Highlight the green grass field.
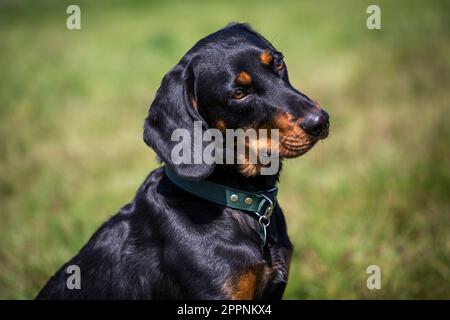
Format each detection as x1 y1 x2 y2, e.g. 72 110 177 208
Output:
0 0 449 299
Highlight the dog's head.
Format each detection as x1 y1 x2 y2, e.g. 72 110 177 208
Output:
144 23 329 180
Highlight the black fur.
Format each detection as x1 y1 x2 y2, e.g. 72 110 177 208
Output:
36 23 329 300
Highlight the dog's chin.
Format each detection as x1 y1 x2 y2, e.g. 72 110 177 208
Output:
279 139 318 159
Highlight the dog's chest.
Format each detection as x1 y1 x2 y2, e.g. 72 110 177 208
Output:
222 249 291 300
216 209 292 299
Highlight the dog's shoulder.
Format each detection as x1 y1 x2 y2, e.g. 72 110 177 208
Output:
36 168 168 299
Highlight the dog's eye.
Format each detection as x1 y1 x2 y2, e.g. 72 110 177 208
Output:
276 62 284 71
232 89 247 100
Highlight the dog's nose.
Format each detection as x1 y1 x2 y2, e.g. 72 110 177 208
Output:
299 109 330 139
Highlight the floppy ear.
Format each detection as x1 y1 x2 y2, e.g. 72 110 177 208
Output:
143 59 215 180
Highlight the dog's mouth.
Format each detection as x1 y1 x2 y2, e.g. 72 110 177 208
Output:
279 135 319 158
269 111 328 159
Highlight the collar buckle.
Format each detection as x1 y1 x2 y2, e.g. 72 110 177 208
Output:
257 191 276 219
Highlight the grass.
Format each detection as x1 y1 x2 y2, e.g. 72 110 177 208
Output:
0 0 449 299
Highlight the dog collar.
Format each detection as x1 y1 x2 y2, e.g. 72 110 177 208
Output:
165 167 278 248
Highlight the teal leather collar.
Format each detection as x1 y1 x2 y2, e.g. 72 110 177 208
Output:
165 167 278 247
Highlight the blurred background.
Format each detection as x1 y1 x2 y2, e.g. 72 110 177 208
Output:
0 0 449 299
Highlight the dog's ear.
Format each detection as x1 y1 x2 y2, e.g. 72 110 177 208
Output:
143 59 215 180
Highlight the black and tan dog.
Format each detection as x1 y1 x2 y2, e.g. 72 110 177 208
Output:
37 23 329 300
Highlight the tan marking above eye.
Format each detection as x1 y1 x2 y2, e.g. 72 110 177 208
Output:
235 72 252 86
260 50 273 65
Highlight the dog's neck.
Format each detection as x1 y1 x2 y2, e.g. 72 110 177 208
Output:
206 164 281 192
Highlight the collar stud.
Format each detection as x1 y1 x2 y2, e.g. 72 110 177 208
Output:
244 197 253 205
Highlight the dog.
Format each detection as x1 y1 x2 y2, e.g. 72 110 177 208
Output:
36 23 329 300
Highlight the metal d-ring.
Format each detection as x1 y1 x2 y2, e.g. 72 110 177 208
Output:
255 192 277 248
258 215 270 227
